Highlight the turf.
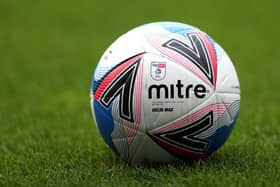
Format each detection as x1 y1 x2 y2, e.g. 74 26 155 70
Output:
0 0 279 186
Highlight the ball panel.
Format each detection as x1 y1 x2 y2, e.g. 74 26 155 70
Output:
92 54 145 158
139 24 218 88
215 43 240 94
141 53 214 132
93 100 119 155
204 99 240 155
129 132 178 163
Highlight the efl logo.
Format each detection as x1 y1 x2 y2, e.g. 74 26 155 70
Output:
151 62 166 81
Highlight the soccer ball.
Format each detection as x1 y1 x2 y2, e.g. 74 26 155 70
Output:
90 22 240 163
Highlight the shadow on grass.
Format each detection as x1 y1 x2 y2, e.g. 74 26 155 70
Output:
101 143 266 172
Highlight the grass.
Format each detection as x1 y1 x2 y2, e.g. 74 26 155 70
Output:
0 0 280 186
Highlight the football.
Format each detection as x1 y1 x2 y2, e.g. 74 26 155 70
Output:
90 22 240 163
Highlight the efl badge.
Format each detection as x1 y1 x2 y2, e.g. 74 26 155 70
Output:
151 62 166 81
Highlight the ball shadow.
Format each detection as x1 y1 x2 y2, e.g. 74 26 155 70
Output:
117 144 258 171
